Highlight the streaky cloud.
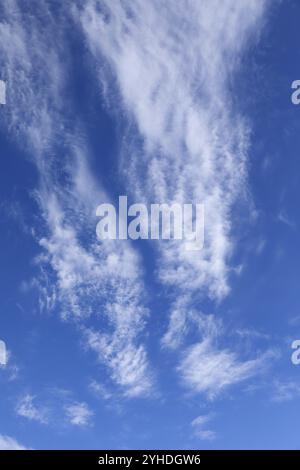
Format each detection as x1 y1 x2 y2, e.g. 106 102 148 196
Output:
79 0 274 395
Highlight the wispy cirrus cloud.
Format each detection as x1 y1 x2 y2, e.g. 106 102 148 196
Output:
271 380 300 403
89 380 112 401
79 0 268 299
0 0 153 398
178 339 277 399
191 414 216 441
0 0 276 403
0 434 30 450
84 328 154 398
14 388 95 429
78 0 274 395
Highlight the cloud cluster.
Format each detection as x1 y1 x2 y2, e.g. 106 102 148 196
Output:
15 391 94 428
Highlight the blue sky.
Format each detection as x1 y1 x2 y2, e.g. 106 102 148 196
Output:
1 0 300 450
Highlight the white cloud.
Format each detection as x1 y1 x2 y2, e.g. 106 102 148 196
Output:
272 380 300 403
39 191 154 397
16 389 96 429
278 210 295 229
89 380 112 401
235 328 270 341
0 435 29 450
256 238 266 255
16 394 48 424
191 414 216 441
0 0 66 153
178 339 277 399
288 315 300 326
162 303 223 350
85 329 154 398
64 401 94 427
